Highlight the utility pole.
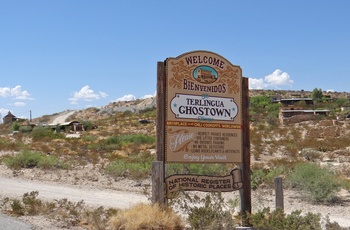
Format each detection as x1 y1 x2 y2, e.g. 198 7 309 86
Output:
30 110 32 122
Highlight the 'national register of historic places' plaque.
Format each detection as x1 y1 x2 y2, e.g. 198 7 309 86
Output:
165 50 243 163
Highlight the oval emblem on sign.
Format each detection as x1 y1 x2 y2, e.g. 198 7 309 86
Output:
193 66 218 84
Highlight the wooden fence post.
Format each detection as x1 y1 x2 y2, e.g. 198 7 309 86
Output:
274 177 284 210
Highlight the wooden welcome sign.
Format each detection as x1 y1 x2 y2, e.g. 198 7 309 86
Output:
165 50 243 163
153 50 251 217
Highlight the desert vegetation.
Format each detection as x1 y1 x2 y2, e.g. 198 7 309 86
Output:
0 90 350 229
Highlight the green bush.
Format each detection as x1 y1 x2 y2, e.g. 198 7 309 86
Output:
251 166 285 190
102 134 155 151
83 135 97 142
22 191 43 215
139 106 156 117
80 120 95 131
118 134 155 146
19 125 33 133
31 126 64 140
248 208 321 230
11 199 25 216
105 136 120 145
2 150 69 170
105 152 154 180
37 155 70 170
12 122 21 131
289 163 341 203
170 192 236 230
3 150 41 169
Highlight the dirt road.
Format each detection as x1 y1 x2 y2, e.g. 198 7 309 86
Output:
0 177 149 209
49 111 76 125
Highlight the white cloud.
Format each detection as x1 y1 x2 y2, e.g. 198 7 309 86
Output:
14 102 26 106
0 108 11 114
112 94 136 102
0 85 31 100
265 69 293 86
141 91 156 99
249 78 267 89
112 92 156 103
69 85 108 104
249 69 293 89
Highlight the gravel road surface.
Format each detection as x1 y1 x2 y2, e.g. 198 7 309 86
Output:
0 177 149 209
0 212 33 230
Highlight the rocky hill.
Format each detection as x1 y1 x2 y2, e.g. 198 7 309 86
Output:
45 89 349 123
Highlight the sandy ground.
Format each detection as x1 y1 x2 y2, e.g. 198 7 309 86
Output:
0 155 349 229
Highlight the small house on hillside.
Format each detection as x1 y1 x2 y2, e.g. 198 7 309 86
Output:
278 98 330 124
3 111 18 124
49 121 84 132
279 98 314 107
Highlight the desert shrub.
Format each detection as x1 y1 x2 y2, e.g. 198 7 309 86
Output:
289 163 341 203
12 122 21 131
1 192 119 228
118 134 155 146
89 136 120 152
19 125 33 133
300 148 322 161
101 134 155 152
3 150 41 169
312 88 324 102
4 191 48 216
248 207 321 230
83 135 97 142
10 199 25 216
170 192 237 229
250 95 272 114
2 150 69 170
104 136 121 150
37 154 70 170
31 126 64 141
266 114 279 126
324 216 350 230
80 120 95 130
139 106 156 117
108 203 183 230
0 137 23 151
22 191 43 215
251 166 286 190
105 152 154 180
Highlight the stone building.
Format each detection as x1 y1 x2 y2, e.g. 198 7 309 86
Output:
3 111 18 124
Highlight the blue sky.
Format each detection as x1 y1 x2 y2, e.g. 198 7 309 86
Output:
1 1 349 120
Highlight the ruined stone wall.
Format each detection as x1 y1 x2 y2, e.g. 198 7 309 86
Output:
281 114 318 125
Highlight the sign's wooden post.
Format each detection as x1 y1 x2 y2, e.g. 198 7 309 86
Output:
240 77 251 225
152 61 166 204
152 161 164 204
156 61 166 162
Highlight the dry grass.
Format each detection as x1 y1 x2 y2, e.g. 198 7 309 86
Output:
108 203 184 230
